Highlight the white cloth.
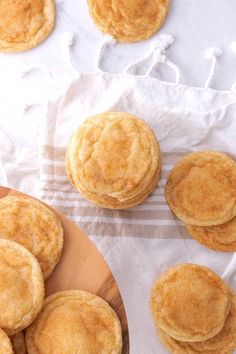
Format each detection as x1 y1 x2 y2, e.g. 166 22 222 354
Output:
0 142 39 197
0 55 236 354
38 70 236 354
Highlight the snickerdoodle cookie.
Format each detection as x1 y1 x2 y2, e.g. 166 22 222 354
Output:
0 0 55 52
66 112 161 209
157 289 236 354
165 151 236 226
0 195 64 280
87 0 169 42
0 328 13 354
150 264 231 342
11 331 26 354
187 216 236 252
0 239 44 335
26 290 122 353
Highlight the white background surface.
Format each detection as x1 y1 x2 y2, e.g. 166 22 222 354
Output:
1 0 236 87
1 0 236 151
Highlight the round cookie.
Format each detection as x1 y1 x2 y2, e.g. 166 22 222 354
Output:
157 290 236 354
0 0 55 53
165 151 236 226
150 264 231 342
186 216 236 252
11 332 27 354
87 0 169 42
66 112 161 209
0 328 13 354
26 290 122 354
0 195 64 280
0 239 44 335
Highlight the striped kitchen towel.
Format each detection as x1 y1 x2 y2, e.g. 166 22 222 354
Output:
40 146 187 239
39 71 236 354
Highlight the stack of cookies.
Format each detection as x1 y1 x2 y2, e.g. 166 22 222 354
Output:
66 112 161 209
150 264 236 353
165 151 236 252
0 195 122 353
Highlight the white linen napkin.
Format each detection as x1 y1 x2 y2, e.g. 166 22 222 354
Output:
38 70 236 354
0 140 39 197
0 33 236 353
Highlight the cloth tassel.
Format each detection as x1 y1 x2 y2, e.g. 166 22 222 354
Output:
204 47 222 89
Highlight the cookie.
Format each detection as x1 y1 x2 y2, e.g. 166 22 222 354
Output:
0 239 44 335
0 0 55 52
0 195 64 280
66 112 161 209
165 151 236 226
87 0 169 42
26 290 122 353
150 264 231 342
0 328 13 354
157 290 236 354
187 216 236 252
11 332 26 354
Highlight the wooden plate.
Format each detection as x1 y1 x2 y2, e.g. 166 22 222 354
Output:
0 186 129 353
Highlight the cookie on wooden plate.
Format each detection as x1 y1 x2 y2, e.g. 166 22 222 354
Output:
165 151 236 226
157 289 236 354
150 264 231 342
0 328 13 354
186 216 236 252
0 195 64 280
0 239 44 335
66 112 161 209
26 290 122 353
87 0 169 42
0 0 55 52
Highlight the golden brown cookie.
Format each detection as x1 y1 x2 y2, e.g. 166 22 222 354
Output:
0 328 13 354
0 0 55 53
11 332 27 354
0 239 44 335
150 264 231 342
165 151 236 226
186 216 236 252
0 195 64 280
157 290 236 354
26 290 122 354
66 112 161 209
87 0 169 42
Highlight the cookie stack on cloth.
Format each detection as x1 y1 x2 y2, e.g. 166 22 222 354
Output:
165 151 236 252
66 112 161 209
0 195 122 353
150 263 236 353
